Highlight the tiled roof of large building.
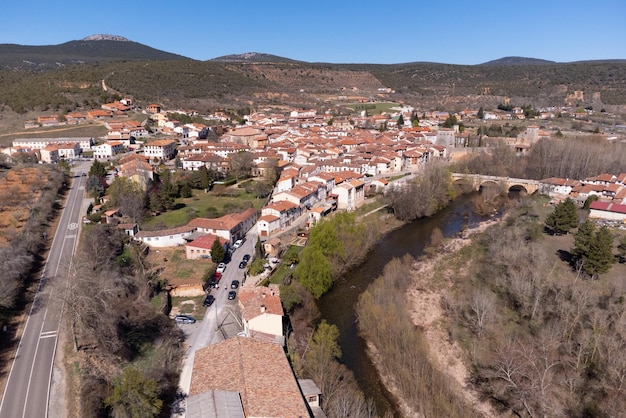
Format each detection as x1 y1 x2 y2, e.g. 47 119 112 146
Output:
190 337 309 418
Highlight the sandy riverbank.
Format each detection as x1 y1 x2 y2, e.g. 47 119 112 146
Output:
365 216 504 418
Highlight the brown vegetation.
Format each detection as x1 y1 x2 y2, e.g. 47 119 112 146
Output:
0 165 65 311
397 198 626 417
66 224 183 416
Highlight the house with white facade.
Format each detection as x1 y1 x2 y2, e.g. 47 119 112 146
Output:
92 141 125 160
260 200 301 230
185 234 228 260
238 284 284 345
144 139 177 161
135 225 196 247
331 179 365 211
257 214 282 238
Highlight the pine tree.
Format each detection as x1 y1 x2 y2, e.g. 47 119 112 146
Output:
572 219 595 264
477 106 484 119
585 226 614 277
211 237 225 263
397 114 404 128
545 198 578 235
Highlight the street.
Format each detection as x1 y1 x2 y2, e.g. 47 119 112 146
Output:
0 163 90 418
173 232 257 415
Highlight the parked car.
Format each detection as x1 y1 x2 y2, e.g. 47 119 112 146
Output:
203 294 215 307
206 277 219 289
230 280 240 289
238 260 247 269
216 262 226 274
228 291 237 300
233 239 244 249
242 254 251 263
174 315 196 324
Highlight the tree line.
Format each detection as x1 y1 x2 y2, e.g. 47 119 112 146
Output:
67 222 183 417
453 135 626 181
443 200 626 417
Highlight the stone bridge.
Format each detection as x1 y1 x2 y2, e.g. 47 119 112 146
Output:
451 173 540 194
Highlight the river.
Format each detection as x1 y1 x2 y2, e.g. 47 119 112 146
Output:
316 192 496 416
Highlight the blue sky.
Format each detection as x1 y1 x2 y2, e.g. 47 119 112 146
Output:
1 1 624 65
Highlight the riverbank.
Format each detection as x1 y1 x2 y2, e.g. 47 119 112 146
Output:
364 216 504 418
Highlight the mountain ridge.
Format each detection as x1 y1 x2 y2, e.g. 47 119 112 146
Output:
0 36 623 68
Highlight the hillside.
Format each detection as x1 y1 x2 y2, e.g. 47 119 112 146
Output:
0 37 625 115
0 37 189 71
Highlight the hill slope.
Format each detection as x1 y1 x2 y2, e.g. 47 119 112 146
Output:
0 38 625 112
0 37 190 70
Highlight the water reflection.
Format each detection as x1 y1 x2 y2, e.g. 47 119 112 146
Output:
316 192 494 416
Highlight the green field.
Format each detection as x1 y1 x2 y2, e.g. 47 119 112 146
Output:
345 102 398 115
141 187 266 229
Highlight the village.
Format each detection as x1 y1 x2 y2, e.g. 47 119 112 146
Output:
3 98 626 417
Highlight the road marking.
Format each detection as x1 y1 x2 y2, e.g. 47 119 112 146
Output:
68 223 78 231
65 235 77 239
40 331 57 339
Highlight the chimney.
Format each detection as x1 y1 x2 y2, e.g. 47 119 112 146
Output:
261 305 266 313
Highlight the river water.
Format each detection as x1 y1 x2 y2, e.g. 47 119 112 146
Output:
316 192 495 416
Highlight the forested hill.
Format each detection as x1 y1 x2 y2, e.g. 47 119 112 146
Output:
0 39 189 70
0 37 626 113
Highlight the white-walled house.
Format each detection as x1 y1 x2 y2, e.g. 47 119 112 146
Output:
238 284 284 345
589 201 626 221
92 141 125 160
185 234 228 260
135 225 196 247
257 214 281 238
144 139 177 161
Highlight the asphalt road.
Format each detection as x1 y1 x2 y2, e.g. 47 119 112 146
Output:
0 165 89 418
174 232 256 415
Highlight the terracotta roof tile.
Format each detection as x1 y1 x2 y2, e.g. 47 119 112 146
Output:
190 337 309 417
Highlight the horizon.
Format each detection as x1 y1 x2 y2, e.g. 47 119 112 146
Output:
1 1 625 65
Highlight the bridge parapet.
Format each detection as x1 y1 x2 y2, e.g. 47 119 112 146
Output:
451 173 540 194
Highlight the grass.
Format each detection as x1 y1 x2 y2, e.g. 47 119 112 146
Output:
141 187 264 229
345 102 398 115
171 295 207 318
269 245 304 284
354 199 386 217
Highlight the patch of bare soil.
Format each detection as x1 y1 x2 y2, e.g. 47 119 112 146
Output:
145 247 213 287
407 219 502 418
0 166 55 246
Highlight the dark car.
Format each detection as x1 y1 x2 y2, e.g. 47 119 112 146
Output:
230 280 240 289
228 291 237 300
238 260 247 269
203 294 215 307
204 277 219 290
174 315 196 324
242 254 251 263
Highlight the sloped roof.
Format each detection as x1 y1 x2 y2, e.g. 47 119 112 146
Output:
238 284 283 320
190 337 309 418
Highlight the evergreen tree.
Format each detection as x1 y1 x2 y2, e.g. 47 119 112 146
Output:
89 160 108 178
585 226 614 277
410 111 419 126
442 114 458 128
618 234 626 262
572 219 595 263
477 106 484 119
545 198 578 235
397 114 404 128
211 237 225 263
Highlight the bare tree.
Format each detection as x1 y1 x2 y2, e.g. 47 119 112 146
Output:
466 290 495 337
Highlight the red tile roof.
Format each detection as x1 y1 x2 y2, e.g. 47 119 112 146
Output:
190 337 309 417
